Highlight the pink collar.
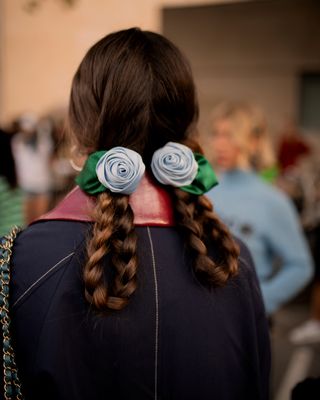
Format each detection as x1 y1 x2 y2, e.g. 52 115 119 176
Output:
33 174 175 227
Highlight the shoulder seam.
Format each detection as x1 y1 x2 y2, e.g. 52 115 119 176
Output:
12 251 75 308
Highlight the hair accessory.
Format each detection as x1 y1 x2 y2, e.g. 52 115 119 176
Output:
151 142 198 186
182 153 218 195
151 142 218 195
76 147 145 195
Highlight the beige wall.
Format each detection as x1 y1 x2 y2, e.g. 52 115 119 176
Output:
2 0 319 134
0 0 240 123
163 1 320 135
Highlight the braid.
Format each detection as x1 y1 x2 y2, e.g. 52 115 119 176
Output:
83 192 138 312
197 195 239 276
84 192 113 310
110 196 138 307
84 185 238 311
173 188 239 287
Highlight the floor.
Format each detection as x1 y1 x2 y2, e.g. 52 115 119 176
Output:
271 297 320 399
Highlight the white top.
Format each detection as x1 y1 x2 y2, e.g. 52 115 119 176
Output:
12 131 53 193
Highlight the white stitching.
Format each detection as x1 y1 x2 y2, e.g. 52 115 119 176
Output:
12 251 74 308
147 227 159 400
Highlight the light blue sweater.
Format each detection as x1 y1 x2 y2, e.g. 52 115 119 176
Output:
207 169 314 315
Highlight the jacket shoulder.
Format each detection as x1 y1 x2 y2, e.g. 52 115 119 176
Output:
10 221 89 308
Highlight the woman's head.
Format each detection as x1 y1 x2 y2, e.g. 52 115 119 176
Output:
69 29 239 313
210 102 275 172
68 28 198 164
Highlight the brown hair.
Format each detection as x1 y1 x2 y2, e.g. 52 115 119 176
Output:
68 28 239 312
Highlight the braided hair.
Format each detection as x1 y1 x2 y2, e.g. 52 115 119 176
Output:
68 28 239 312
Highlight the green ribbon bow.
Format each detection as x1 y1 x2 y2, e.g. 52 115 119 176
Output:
76 151 218 196
75 151 107 196
181 153 218 195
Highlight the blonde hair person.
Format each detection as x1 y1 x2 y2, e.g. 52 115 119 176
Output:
210 102 277 179
206 101 314 316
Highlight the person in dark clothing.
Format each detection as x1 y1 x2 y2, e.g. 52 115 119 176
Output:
291 377 320 399
4 28 270 399
0 128 24 234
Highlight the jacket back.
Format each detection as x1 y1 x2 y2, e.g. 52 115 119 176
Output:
8 220 270 400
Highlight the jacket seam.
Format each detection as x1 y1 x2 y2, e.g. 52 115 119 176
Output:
12 251 75 308
147 227 159 400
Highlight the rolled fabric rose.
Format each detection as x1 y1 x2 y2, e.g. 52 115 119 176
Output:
95 147 145 195
151 142 198 187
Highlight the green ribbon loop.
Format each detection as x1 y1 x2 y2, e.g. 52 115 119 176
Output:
75 151 107 195
76 150 218 196
181 153 219 195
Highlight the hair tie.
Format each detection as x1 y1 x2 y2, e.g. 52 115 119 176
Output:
76 147 145 195
151 142 218 195
76 143 217 197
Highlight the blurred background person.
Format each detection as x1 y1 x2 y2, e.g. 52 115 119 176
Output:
43 112 78 206
206 101 314 317
279 134 320 345
278 119 310 175
11 113 54 224
246 106 279 184
0 128 24 235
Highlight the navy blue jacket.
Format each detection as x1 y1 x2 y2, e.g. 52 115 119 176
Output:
8 220 270 400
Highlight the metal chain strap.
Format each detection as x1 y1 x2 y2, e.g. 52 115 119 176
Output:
0 226 24 400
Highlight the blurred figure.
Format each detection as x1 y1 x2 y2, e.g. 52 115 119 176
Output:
284 136 320 344
49 113 78 205
276 120 312 213
0 128 24 235
11 113 53 223
291 376 320 399
206 102 314 316
247 106 279 183
278 119 310 173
